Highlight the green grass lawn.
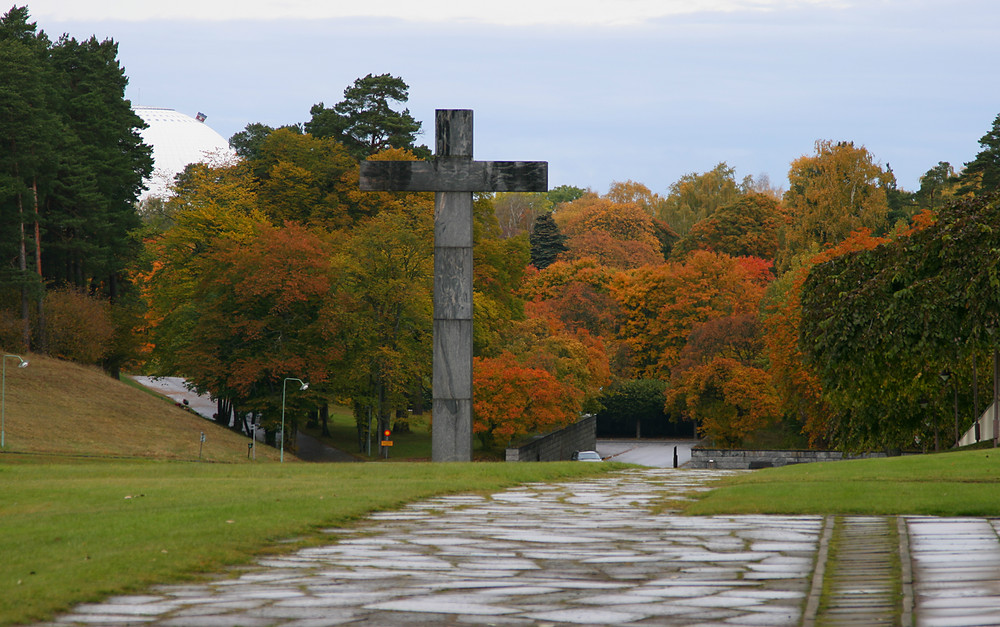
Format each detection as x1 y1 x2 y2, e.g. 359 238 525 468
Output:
0 456 624 626
685 448 1000 516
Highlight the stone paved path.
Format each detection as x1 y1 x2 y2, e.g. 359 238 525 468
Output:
41 469 1000 626
817 517 898 626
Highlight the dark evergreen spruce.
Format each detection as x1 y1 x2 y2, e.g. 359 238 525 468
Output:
529 213 567 270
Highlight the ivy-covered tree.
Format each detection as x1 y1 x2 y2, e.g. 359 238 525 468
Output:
528 212 567 270
798 194 1000 450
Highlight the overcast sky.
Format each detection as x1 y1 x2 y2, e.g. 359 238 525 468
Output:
21 0 1000 194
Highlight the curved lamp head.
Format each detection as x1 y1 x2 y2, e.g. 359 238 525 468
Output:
3 354 27 368
300 382 309 391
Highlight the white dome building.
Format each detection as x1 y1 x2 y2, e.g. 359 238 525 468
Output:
134 107 237 199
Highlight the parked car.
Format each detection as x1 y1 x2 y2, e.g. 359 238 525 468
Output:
572 450 602 462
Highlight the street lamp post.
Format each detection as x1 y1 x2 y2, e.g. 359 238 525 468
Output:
2 354 29 449
280 377 308 463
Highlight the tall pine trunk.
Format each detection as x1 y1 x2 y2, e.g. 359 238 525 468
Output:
17 191 30 351
32 179 45 353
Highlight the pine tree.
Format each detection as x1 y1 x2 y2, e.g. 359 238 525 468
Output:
960 113 1000 196
529 213 567 270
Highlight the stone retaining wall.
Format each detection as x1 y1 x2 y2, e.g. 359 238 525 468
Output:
688 447 887 469
506 415 597 462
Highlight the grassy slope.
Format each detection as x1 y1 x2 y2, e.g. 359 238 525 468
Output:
0 354 625 625
0 353 278 462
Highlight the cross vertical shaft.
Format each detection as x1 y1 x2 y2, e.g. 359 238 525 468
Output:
432 110 474 462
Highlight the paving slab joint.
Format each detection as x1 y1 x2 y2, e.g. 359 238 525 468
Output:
802 515 834 627
896 516 913 627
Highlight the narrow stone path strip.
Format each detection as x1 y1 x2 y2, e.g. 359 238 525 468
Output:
818 516 900 626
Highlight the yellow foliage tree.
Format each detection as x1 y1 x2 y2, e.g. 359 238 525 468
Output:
780 140 894 269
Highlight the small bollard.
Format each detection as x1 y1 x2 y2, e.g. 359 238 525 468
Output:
673 445 678 468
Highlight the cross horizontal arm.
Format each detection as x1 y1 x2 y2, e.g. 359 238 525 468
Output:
360 160 548 193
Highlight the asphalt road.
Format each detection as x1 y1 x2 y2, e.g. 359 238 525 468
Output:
596 439 699 467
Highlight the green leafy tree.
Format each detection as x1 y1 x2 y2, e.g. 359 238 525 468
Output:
228 122 275 160
596 378 670 438
671 193 782 261
797 195 1000 450
337 203 434 449
492 192 552 238
547 184 587 206
305 73 427 160
46 34 152 295
248 128 359 229
472 195 529 357
915 161 958 212
528 212 567 270
0 7 152 359
959 113 1000 196
0 31 52 348
657 162 741 236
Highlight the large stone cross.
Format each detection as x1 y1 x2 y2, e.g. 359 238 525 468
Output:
359 110 548 461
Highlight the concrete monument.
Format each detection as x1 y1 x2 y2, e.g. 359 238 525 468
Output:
359 110 548 461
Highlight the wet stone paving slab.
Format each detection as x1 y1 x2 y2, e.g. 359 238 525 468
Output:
46 469 824 626
44 468 1000 626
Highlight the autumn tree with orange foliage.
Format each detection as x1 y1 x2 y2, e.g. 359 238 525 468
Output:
521 258 626 370
612 250 773 379
666 357 780 447
472 308 611 450
665 313 779 446
177 223 344 445
473 351 582 449
554 196 664 269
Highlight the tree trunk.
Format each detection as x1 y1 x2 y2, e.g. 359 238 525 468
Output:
974 352 980 441
32 179 45 353
320 404 331 437
17 192 30 351
994 349 998 448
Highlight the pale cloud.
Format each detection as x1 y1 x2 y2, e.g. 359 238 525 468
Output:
25 0 847 25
